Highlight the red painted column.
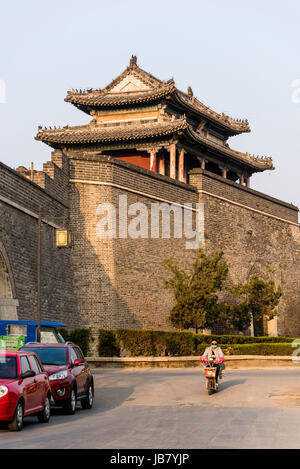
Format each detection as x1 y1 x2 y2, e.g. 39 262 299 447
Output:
150 147 157 172
170 143 176 179
178 148 185 182
201 159 206 170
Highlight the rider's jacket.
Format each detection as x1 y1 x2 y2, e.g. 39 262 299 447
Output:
203 346 224 360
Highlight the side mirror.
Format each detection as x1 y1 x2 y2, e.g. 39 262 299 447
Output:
73 358 84 367
21 370 36 379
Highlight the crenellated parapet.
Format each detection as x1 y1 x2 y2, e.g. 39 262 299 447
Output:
16 150 69 206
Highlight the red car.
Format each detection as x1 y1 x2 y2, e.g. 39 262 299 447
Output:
0 350 51 431
20 342 94 415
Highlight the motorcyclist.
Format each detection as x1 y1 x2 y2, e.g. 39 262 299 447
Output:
202 340 225 385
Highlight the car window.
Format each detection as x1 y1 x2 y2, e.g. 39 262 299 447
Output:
40 328 60 344
70 348 77 364
28 355 42 374
75 347 84 360
20 356 31 374
7 324 27 336
19 347 68 366
34 356 43 373
0 356 17 379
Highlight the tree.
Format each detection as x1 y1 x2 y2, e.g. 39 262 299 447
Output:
162 248 229 333
228 273 282 336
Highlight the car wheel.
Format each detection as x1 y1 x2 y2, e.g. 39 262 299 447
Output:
81 383 93 410
37 395 51 423
8 401 24 432
63 388 77 415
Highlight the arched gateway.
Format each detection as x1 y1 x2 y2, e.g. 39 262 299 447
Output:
0 243 18 320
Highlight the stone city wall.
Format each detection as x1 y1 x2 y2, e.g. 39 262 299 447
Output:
69 156 300 337
0 155 80 327
190 169 300 336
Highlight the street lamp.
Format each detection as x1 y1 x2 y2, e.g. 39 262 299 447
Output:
36 207 71 342
55 229 72 248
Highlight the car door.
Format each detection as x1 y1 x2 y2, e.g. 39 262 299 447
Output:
75 346 90 393
27 354 47 409
70 347 85 395
20 355 39 414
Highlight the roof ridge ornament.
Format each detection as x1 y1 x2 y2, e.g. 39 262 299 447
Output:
129 55 137 68
187 86 193 97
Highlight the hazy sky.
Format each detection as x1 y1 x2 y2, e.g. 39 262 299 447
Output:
1 0 300 209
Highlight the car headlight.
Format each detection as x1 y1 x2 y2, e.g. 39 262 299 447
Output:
0 386 8 398
49 371 68 381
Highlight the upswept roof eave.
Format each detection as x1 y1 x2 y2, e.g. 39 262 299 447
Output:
35 117 188 146
65 87 251 136
185 126 274 172
64 81 176 108
35 117 274 172
173 91 251 135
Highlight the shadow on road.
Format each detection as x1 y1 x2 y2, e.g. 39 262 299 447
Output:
50 385 135 416
0 385 135 434
87 385 135 412
219 379 247 390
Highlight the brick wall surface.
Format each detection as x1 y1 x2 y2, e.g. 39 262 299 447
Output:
69 154 198 341
2 149 300 340
0 154 81 328
190 170 300 336
68 154 300 338
190 169 298 223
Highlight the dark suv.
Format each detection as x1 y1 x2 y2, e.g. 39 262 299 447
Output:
19 342 93 415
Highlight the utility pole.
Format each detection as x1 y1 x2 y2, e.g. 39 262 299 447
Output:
37 207 42 343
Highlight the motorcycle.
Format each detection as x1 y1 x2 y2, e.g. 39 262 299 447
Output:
200 356 225 395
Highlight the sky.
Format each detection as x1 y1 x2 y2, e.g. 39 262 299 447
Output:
1 0 300 208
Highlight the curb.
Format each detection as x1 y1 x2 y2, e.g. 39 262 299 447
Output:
86 355 300 369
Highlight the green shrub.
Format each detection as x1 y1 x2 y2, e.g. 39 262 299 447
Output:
115 329 154 356
58 327 70 342
98 329 120 357
111 329 196 357
150 331 168 356
194 334 296 345
96 328 298 357
215 343 292 356
69 329 92 356
164 332 195 356
58 327 92 355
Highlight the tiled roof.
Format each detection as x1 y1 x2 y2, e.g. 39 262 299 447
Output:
174 91 250 134
35 116 273 171
65 58 250 135
35 117 188 145
187 127 274 171
65 81 175 107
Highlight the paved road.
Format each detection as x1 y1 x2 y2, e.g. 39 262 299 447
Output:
1 368 300 449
